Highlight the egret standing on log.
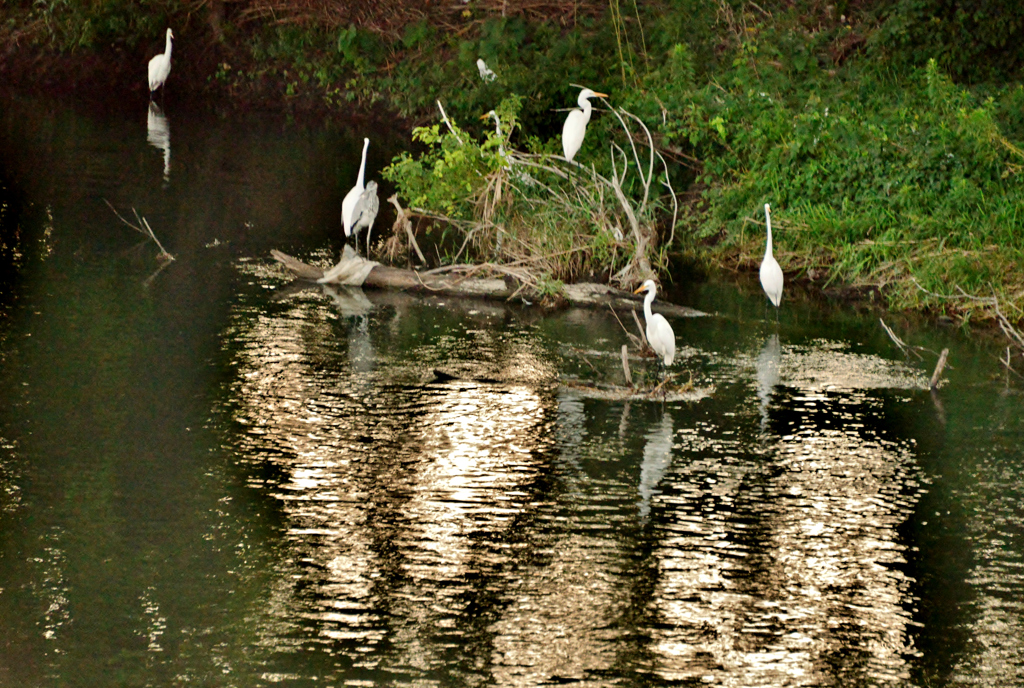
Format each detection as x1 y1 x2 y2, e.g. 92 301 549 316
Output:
350 180 379 255
342 138 370 240
562 87 608 163
148 28 174 97
633 279 676 368
760 203 784 312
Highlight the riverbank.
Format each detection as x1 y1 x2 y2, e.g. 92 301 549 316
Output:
2 0 1023 338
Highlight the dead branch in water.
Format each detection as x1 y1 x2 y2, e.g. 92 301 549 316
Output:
607 304 644 351
929 348 949 390
621 344 633 387
105 200 174 262
270 249 706 317
911 277 1024 351
999 346 1023 380
879 318 924 360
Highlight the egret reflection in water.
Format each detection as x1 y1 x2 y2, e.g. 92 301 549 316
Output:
146 102 171 182
322 284 376 375
755 333 782 432
321 284 372 318
639 410 674 518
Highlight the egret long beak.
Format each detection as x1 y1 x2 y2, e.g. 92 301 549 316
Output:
593 92 609 98
632 285 645 295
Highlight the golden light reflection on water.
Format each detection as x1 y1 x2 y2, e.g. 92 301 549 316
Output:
226 291 559 677
645 338 923 686
222 289 936 685
488 340 927 687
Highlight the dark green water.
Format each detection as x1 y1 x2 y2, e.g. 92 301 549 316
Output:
1 93 1022 687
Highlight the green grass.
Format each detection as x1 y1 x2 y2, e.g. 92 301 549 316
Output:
653 37 1024 322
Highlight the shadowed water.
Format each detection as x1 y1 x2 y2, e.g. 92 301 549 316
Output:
1 92 1023 687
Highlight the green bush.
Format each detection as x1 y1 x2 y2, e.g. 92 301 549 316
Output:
25 0 177 50
869 0 1024 83
652 21 1024 314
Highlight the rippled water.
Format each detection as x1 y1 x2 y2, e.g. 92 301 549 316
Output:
1 92 1024 687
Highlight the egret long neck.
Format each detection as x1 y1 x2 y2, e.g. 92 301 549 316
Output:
491 114 506 158
644 288 655 324
579 97 592 126
764 208 774 258
356 140 368 188
165 32 173 58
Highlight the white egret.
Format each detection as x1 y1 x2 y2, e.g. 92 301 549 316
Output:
562 87 608 162
476 58 496 82
480 110 508 163
342 137 370 238
633 279 676 367
350 180 379 254
147 28 174 96
480 110 538 189
760 203 784 309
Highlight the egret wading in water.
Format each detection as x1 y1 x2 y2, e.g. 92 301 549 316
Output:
634 279 676 372
342 138 370 241
350 180 379 255
148 28 174 97
562 87 608 163
760 203 784 316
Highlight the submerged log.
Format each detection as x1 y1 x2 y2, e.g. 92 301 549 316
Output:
270 249 705 317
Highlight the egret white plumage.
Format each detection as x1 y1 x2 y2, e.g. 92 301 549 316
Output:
342 138 370 238
561 87 608 162
350 180 379 254
633 279 676 367
759 203 784 309
148 28 174 96
476 58 496 82
480 110 508 163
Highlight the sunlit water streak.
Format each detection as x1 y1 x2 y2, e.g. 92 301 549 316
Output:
947 426 1024 687
210 271 939 686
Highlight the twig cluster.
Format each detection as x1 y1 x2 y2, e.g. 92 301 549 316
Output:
105 200 175 263
910 277 1024 351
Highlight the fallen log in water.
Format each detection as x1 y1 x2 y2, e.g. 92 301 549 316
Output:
270 248 705 317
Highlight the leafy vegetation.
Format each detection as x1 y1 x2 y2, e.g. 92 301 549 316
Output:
3 0 1024 326
639 12 1024 323
381 95 675 290
5 0 182 50
371 1 1024 323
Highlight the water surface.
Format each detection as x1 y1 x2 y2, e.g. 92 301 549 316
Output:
1 92 1023 687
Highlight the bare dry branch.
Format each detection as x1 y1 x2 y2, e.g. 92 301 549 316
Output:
929 348 950 390
105 199 174 262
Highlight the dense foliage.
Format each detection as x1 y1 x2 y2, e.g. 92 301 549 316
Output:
3 0 1024 323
